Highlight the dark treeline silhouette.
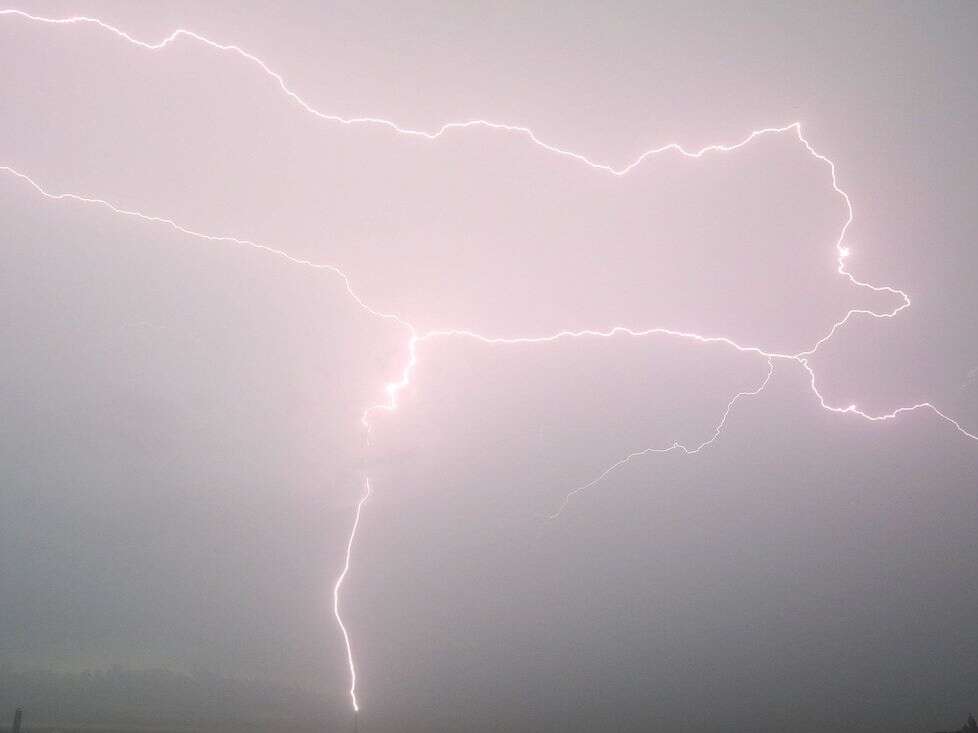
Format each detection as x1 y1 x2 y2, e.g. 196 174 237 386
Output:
0 665 335 732
1 668 974 733
937 713 978 733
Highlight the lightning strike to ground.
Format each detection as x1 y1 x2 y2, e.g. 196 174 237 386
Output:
333 476 372 712
2 8 977 716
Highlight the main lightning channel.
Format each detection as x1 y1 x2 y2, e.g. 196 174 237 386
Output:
3 7 977 715
333 475 372 713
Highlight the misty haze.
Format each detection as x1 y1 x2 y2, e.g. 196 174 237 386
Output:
2 2 977 732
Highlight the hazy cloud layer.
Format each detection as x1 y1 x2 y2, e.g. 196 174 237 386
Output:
2 3 977 732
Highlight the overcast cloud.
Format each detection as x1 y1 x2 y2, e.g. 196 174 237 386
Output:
2 3 977 731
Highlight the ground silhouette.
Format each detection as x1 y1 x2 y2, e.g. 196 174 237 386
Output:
937 713 978 733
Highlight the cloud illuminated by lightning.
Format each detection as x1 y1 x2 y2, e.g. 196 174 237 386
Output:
2 8 976 716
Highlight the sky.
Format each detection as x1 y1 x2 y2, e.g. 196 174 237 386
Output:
1 2 977 731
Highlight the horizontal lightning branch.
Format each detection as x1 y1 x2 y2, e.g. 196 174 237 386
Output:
0 9 812 177
2 8 976 717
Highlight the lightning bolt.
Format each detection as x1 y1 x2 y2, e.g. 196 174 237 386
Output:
2 8 976 716
333 475 372 713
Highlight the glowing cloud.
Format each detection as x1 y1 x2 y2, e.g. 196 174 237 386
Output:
2 8 976 715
